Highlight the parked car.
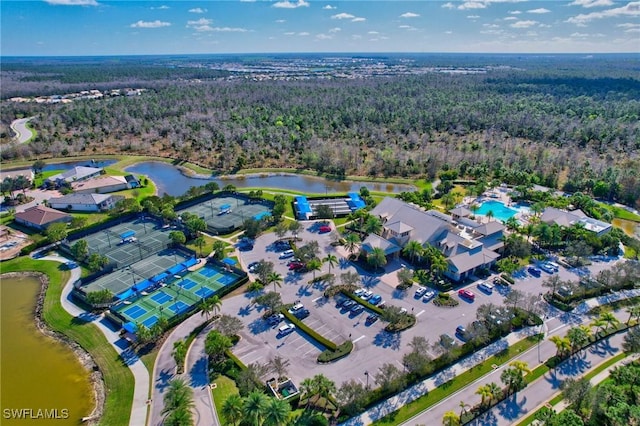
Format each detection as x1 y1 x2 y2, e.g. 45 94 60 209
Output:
455 325 467 336
336 298 349 308
528 266 542 277
288 261 305 271
377 300 387 309
458 289 475 300
288 302 304 314
350 304 365 315
65 261 78 269
422 290 436 302
360 290 373 300
478 282 494 294
293 308 310 320
440 333 456 348
369 294 382 305
248 261 261 273
267 313 284 325
539 263 555 274
279 249 295 259
342 300 356 310
354 288 365 296
366 314 379 324
277 323 296 336
318 225 331 234
415 286 427 298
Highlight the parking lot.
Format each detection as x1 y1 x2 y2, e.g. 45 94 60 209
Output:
226 220 626 387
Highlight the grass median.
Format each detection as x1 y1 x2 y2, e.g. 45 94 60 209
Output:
373 335 539 425
2 257 135 426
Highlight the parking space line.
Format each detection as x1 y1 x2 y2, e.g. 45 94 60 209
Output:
415 309 425 317
353 335 366 343
312 297 323 302
303 348 318 356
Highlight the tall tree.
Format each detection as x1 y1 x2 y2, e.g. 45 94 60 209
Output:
367 247 387 270
442 411 461 426
267 271 283 293
263 398 291 426
402 240 423 264
343 233 361 257
161 378 194 425
221 394 244 426
242 390 269 426
323 253 338 275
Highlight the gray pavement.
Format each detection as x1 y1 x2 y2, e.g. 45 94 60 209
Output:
10 116 35 143
186 321 219 426
42 252 150 426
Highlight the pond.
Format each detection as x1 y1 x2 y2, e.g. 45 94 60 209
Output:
1 275 93 425
612 218 640 238
42 159 117 172
125 161 416 197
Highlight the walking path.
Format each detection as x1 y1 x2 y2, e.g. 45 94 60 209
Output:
340 289 640 426
41 252 149 426
185 320 220 426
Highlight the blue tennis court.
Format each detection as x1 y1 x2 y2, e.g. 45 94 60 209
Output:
124 305 147 319
217 275 236 285
178 279 197 290
199 268 218 278
151 291 172 304
142 315 158 328
169 300 190 315
195 287 214 298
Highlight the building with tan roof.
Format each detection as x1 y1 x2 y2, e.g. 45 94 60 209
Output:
15 205 72 230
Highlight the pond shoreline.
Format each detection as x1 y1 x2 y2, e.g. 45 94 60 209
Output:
1 272 104 425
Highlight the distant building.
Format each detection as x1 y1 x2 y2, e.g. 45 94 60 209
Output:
45 166 103 187
48 193 121 212
0 168 34 184
15 205 72 230
72 174 138 194
540 207 612 237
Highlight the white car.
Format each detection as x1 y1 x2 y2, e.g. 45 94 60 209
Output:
354 288 365 296
277 323 296 336
288 303 304 314
415 286 427 298
360 290 373 300
422 290 436 302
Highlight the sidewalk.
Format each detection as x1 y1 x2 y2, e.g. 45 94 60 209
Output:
44 253 149 426
185 321 220 426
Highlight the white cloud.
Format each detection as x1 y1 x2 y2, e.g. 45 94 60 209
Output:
504 16 518 20
399 25 417 31
298 32 310 36
130 20 171 28
400 12 420 18
368 31 379 34
151 5 170 10
617 22 640 27
328 27 341 32
284 32 295 35
527 8 550 14
240 0 256 2
275 19 286 23
351 17 366 22
352 34 362 39
332 12 354 19
567 2 640 25
508 10 522 14
187 18 211 26
188 8 207 13
510 20 538 28
316 33 332 39
570 0 614 7
625 27 640 32
272 0 309 9
467 15 481 19
483 23 500 28
442 2 455 9
210 27 248 32
571 32 590 37
44 0 98 5
323 5 336 9
445 30 453 34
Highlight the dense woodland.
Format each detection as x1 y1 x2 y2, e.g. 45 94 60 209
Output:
1 55 639 207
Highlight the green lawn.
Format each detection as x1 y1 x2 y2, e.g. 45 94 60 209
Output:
373 336 539 425
602 204 640 222
211 375 239 425
2 257 135 426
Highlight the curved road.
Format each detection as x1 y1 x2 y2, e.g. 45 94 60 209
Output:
40 251 150 426
10 117 35 143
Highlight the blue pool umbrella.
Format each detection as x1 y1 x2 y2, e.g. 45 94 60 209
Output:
222 257 237 266
123 322 137 333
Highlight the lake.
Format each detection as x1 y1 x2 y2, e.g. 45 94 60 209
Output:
43 159 117 172
0 275 93 425
125 161 416 197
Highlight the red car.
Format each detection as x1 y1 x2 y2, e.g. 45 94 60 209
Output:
319 225 331 234
288 262 305 271
458 289 475 300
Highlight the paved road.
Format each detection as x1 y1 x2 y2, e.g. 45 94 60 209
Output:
186 321 220 426
149 309 212 426
10 117 35 143
42 252 150 426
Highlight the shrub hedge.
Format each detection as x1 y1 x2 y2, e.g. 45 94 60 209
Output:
282 310 337 351
318 341 354 363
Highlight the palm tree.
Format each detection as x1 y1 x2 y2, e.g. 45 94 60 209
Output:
485 209 494 222
221 394 244 426
343 233 361 257
363 216 382 235
458 400 470 419
267 272 283 293
442 410 461 426
263 398 291 426
590 317 607 336
430 253 449 279
201 295 222 320
367 247 387 271
626 305 640 325
501 367 524 396
505 216 520 232
307 258 322 280
323 253 338 275
599 311 620 331
164 406 194 426
567 325 591 354
193 235 206 257
549 335 571 358
162 378 195 424
242 390 269 426
475 384 492 407
312 374 336 404
486 382 503 404
268 356 290 386
403 240 423 264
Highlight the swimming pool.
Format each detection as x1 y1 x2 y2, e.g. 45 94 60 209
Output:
475 200 518 222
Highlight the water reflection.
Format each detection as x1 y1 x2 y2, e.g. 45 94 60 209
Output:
43 159 117 171
125 161 415 197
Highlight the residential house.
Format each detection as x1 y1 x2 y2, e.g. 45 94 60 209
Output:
0 168 34 184
48 193 121 212
541 207 612 237
45 166 103 187
15 205 72 230
72 175 137 194
364 197 505 282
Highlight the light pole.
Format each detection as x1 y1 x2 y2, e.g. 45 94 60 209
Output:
364 371 369 389
105 231 111 248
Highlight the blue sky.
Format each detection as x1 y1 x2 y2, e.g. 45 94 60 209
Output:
1 0 639 56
